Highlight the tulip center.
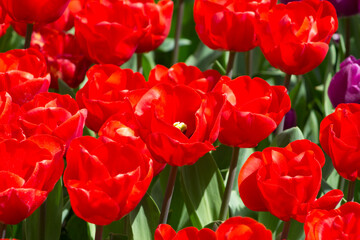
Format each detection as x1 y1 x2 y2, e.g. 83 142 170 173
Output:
173 121 187 133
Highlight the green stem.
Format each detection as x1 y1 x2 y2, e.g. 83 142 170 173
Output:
0 223 6 238
345 17 351 58
24 23 33 49
40 201 47 240
218 147 240 222
158 166 178 224
226 51 236 78
137 53 143 74
284 74 291 91
95 225 104 240
245 50 253 77
275 73 292 135
337 177 346 193
347 180 356 202
171 0 184 65
280 221 291 240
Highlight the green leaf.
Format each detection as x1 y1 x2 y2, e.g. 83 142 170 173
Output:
322 42 336 114
179 153 225 228
258 212 281 238
130 193 160 240
226 148 255 218
185 43 223 71
271 127 305 147
103 215 132 240
303 111 320 144
287 220 305 240
25 179 63 240
152 166 190 231
142 52 156 80
157 38 192 52
65 215 91 240
0 27 24 51
212 61 226 76
58 79 76 99
321 178 335 194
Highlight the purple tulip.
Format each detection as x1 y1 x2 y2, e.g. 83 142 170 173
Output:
327 0 359 17
280 0 359 17
284 109 297 130
279 0 299 4
328 56 360 108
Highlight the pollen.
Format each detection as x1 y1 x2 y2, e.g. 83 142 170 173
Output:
173 121 187 133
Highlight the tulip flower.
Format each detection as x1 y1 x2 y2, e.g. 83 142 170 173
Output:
74 0 149 65
0 91 25 141
99 110 166 176
0 5 9 37
238 139 343 222
193 0 276 52
327 0 359 17
305 202 360 239
0 134 65 224
63 136 153 225
328 56 360 108
284 109 297 130
213 75 291 148
19 92 87 149
155 224 216 240
281 0 359 17
76 64 148 132
216 216 272 240
256 0 338 75
134 83 225 166
147 62 222 94
320 103 360 181
1 0 70 24
0 48 50 105
133 0 174 53
31 27 92 89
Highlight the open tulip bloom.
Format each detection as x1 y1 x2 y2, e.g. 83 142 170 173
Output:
256 0 338 75
0 0 359 238
238 139 343 222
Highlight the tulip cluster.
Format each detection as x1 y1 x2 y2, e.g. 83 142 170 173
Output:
155 216 272 240
0 0 359 239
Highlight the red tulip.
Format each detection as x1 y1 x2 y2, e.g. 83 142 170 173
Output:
1 0 70 24
45 0 88 31
19 92 87 149
0 134 65 224
238 139 343 222
0 91 25 141
194 0 276 52
9 0 87 36
135 0 174 53
74 0 149 65
63 136 153 225
147 63 222 94
320 103 360 181
98 110 165 176
134 83 225 166
256 0 338 75
0 48 50 105
213 75 290 147
31 27 92 89
305 202 360 240
133 0 173 53
0 5 9 37
76 64 148 132
216 216 272 240
155 224 216 240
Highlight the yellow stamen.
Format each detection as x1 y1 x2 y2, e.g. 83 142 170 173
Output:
173 122 187 133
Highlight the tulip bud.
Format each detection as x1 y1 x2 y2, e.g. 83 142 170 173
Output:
328 56 360 108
